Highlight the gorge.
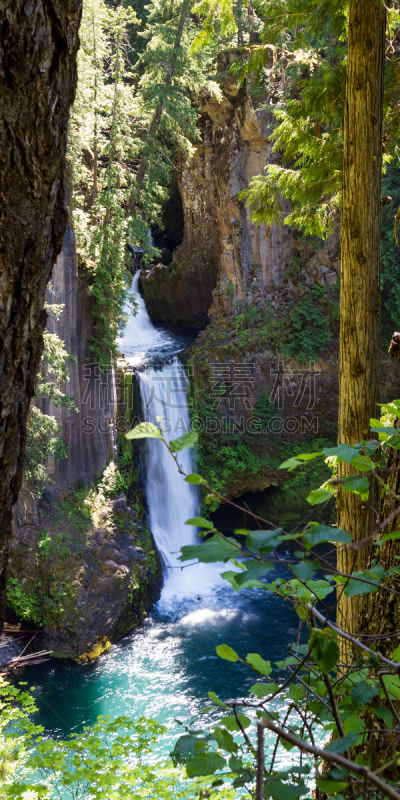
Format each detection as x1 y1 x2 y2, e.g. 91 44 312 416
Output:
16 269 301 760
3 2 400 797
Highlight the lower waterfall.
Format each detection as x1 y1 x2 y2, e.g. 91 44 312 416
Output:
138 360 200 603
121 272 222 607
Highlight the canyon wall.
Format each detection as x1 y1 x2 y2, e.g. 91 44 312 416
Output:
45 222 117 490
140 57 400 501
140 54 340 325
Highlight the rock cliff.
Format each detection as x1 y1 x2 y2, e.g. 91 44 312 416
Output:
44 222 117 490
140 55 340 325
140 58 400 499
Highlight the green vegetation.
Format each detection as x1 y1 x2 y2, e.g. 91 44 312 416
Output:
203 281 339 363
69 0 222 361
238 2 400 241
25 301 77 494
122 402 400 800
381 163 400 344
0 679 233 800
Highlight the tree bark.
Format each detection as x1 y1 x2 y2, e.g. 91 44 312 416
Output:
0 0 82 629
337 0 386 657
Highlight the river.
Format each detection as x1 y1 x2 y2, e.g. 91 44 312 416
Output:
21 271 300 758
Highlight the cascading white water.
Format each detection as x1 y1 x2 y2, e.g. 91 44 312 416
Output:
138 361 200 603
120 273 224 608
119 271 173 367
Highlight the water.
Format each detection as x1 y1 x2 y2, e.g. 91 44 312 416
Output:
22 273 301 758
118 271 197 367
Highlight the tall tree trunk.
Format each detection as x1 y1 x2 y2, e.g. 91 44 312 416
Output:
132 0 188 209
0 0 82 630
336 0 386 659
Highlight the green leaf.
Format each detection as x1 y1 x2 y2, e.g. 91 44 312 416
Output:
180 535 239 563
350 681 379 707
270 780 308 800
246 653 272 675
381 530 400 544
350 455 374 472
229 755 243 772
307 488 333 506
304 524 351 548
221 570 264 591
316 780 347 794
310 628 339 673
172 734 196 761
343 571 380 597
382 674 400 699
393 645 400 660
292 560 319 581
246 529 282 555
208 691 226 707
343 714 366 741
372 707 393 729
213 726 237 753
250 682 278 698
169 430 198 452
325 732 359 754
279 457 302 470
216 644 239 662
186 752 225 777
341 475 370 495
370 426 398 435
323 444 359 462
221 714 251 731
185 473 206 485
235 559 273 586
125 421 162 440
370 417 383 428
185 516 214 529
295 452 324 461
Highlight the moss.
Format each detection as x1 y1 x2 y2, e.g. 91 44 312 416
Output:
77 636 112 663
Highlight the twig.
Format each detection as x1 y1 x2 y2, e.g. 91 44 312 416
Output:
256 723 264 800
261 720 400 800
310 606 400 668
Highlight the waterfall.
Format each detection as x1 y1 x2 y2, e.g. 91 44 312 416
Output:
120 273 223 608
119 271 173 366
138 361 201 605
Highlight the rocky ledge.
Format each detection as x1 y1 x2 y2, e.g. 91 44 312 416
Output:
8 487 162 662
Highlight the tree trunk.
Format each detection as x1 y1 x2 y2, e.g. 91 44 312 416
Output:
0 0 82 629
336 0 386 658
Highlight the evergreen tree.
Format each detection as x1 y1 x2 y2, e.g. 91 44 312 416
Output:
236 1 400 239
68 0 221 362
131 0 222 212
68 0 141 363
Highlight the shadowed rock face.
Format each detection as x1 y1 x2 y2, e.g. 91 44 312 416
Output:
0 0 83 629
44 223 117 489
